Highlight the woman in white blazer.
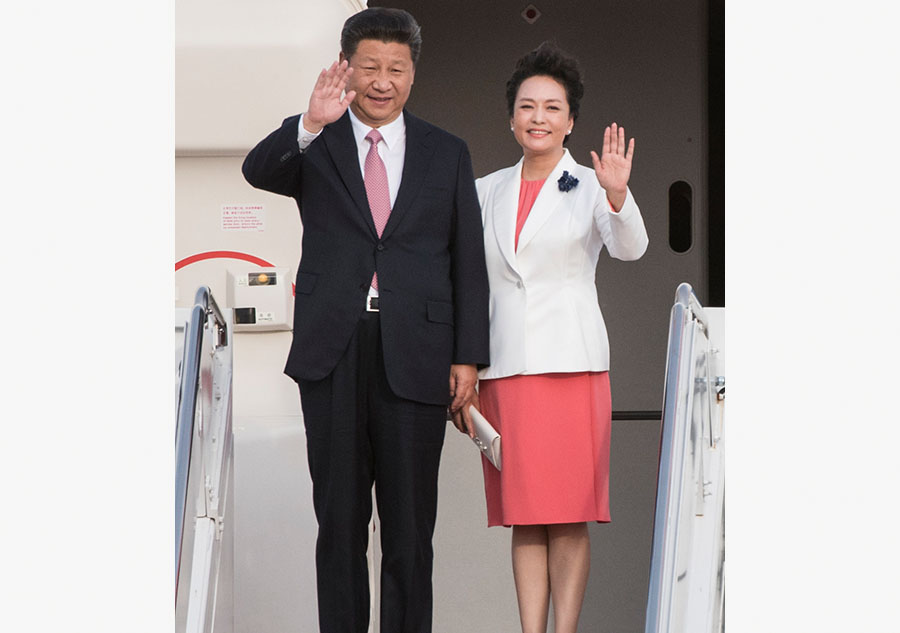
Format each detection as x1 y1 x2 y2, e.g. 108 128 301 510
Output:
466 43 648 633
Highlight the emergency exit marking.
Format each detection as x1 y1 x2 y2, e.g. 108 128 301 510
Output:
222 204 265 232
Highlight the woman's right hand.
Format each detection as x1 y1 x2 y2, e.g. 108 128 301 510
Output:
303 60 357 134
590 122 635 211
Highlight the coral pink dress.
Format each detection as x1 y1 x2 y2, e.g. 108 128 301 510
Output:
480 178 612 527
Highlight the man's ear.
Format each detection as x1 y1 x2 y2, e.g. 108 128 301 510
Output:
339 50 346 64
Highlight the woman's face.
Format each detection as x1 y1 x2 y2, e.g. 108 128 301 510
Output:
511 75 573 157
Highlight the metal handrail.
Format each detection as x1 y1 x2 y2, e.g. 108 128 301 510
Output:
675 281 709 332
645 282 711 633
175 287 228 586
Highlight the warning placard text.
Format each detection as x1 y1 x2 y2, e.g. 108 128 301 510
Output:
222 204 265 232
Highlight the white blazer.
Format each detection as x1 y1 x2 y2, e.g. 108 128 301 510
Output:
476 148 649 380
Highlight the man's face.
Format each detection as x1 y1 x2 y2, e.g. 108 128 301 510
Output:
342 39 415 128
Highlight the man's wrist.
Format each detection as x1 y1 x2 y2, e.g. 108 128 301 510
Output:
298 113 324 150
301 112 325 134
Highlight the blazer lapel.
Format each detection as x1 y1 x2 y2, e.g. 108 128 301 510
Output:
491 158 524 275
515 149 577 253
381 111 435 241
322 112 378 237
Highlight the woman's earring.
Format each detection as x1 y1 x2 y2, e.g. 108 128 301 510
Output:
566 129 572 135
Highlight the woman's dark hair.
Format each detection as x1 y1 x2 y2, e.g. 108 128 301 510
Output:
506 42 584 123
341 8 422 65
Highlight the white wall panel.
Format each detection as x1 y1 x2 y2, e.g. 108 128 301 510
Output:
176 0 365 153
175 5 366 631
174 156 301 309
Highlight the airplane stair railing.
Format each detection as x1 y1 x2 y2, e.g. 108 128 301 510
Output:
645 283 726 633
175 287 234 633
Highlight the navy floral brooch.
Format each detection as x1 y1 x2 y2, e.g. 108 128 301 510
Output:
557 170 579 192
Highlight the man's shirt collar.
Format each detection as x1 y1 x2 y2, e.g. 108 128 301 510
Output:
348 107 406 151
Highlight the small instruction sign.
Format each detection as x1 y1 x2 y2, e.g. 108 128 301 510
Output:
222 204 265 232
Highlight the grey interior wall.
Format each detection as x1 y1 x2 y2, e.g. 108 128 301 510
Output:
584 418 661 632
382 0 710 412
434 418 661 633
379 1 712 631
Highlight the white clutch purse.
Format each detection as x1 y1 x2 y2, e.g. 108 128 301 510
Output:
469 405 501 470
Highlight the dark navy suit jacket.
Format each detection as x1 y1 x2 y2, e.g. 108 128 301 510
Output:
242 110 490 405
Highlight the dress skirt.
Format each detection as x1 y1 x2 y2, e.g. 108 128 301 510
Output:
479 372 612 527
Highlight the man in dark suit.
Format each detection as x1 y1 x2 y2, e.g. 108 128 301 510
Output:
242 8 489 633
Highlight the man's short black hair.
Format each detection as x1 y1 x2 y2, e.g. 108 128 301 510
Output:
341 7 422 65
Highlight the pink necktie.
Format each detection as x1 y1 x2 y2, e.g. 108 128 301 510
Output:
364 129 391 289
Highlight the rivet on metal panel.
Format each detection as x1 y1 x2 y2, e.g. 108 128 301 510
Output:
521 4 541 24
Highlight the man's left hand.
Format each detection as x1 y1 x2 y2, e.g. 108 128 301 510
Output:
449 364 478 437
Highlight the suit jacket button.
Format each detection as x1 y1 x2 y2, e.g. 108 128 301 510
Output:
377 244 385 251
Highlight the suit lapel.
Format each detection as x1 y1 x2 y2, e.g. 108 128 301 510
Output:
322 112 378 237
492 158 524 275
515 149 577 253
381 111 435 241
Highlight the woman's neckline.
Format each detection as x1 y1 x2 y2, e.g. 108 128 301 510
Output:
521 148 566 181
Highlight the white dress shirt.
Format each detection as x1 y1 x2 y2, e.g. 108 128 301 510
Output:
297 110 407 297
297 110 405 207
